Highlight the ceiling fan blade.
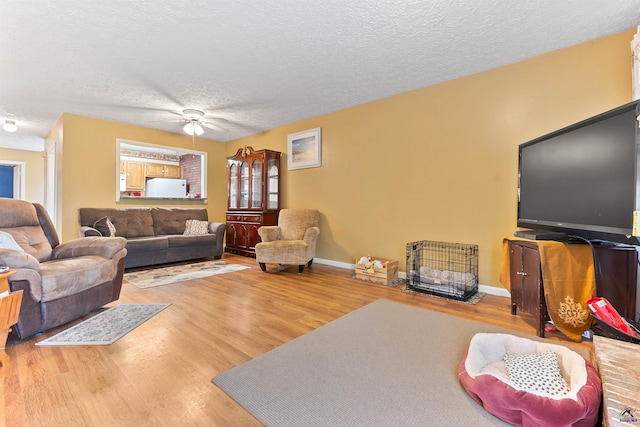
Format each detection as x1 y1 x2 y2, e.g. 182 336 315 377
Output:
201 122 230 133
203 116 229 124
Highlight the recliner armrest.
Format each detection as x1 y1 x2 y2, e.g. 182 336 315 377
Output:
51 237 127 260
258 226 282 242
0 248 40 271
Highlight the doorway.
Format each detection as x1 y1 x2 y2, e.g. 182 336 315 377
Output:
0 165 14 197
0 161 24 199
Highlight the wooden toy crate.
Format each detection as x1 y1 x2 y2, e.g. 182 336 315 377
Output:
355 257 398 284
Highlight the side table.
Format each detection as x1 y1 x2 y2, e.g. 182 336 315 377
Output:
0 270 23 366
593 335 640 426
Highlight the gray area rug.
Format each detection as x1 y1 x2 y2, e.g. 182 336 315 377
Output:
36 303 170 346
213 299 528 426
124 260 250 289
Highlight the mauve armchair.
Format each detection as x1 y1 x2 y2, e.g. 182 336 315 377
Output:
255 209 320 274
0 198 127 339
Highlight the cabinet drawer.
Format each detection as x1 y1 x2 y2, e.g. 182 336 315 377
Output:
227 215 242 222
243 215 262 223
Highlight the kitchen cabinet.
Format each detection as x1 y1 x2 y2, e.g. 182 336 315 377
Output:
124 161 145 191
145 163 182 178
225 146 281 257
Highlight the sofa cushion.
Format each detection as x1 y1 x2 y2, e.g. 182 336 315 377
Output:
93 216 116 237
151 208 208 235
166 234 217 248
78 208 154 238
39 256 115 302
125 236 169 252
184 219 209 235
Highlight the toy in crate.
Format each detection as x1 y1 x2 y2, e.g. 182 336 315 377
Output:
355 256 398 285
406 240 478 301
587 296 640 344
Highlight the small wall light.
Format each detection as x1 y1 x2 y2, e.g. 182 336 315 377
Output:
3 120 17 132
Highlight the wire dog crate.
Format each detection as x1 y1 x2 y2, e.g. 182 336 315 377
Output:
406 240 478 301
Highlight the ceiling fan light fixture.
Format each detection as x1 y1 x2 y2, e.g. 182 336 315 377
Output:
3 120 17 132
184 122 204 136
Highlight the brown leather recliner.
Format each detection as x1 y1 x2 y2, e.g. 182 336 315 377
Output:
0 198 127 339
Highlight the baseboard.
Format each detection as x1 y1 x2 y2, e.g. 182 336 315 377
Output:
314 257 510 298
314 257 354 270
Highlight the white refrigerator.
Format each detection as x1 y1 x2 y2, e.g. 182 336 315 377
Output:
145 178 187 198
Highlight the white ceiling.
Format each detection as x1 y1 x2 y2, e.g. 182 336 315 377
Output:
2 1 640 152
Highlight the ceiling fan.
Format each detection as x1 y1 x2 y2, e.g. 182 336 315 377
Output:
179 109 230 135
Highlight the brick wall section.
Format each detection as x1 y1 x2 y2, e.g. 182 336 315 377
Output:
180 154 202 196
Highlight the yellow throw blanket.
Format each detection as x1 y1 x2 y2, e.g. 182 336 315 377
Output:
537 241 595 342
499 238 513 291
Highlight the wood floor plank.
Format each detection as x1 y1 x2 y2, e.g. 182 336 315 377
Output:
1 254 592 426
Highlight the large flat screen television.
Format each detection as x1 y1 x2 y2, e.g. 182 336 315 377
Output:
517 100 640 244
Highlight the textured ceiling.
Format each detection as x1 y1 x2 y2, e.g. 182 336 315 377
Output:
1 1 640 152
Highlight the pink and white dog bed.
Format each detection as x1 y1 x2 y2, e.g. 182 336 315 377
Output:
458 333 601 427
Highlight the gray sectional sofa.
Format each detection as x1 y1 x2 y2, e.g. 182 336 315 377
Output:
78 207 225 269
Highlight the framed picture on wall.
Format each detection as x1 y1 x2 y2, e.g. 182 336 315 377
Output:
287 127 321 170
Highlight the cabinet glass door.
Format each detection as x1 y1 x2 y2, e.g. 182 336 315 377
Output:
229 163 238 208
251 159 262 208
240 162 249 208
267 159 279 210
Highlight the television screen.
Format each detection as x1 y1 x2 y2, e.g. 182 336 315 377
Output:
517 101 640 243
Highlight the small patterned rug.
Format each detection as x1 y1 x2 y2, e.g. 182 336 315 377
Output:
124 260 251 289
36 303 170 346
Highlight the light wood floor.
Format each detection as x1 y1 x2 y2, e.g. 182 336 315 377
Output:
1 254 592 427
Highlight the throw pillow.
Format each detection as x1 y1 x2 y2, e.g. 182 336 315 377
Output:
503 351 570 397
0 230 23 251
93 217 116 237
184 219 209 235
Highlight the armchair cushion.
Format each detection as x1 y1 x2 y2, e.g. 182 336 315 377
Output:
280 209 320 240
0 230 23 250
39 255 121 302
5 226 52 262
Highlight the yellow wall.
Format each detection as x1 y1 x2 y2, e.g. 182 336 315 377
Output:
57 114 227 241
226 29 635 288
0 147 45 203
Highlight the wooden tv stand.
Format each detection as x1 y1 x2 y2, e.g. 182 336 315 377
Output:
508 240 638 337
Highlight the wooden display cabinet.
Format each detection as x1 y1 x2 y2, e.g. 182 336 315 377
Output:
508 240 639 337
225 146 281 257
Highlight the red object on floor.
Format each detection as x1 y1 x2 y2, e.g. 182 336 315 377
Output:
586 296 638 337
